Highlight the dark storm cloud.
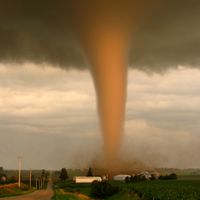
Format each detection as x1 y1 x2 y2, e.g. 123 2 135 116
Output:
130 0 200 71
0 0 85 68
0 0 200 70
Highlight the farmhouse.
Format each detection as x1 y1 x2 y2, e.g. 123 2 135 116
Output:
73 176 102 183
113 174 131 181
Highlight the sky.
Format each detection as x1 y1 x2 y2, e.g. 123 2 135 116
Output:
0 0 200 170
0 63 200 170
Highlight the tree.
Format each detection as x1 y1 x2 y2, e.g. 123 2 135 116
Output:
0 167 4 176
41 169 46 178
0 167 6 183
41 169 49 180
91 181 119 198
125 176 130 183
159 173 177 180
87 167 93 177
59 168 69 181
150 174 156 180
168 173 177 180
10 176 17 183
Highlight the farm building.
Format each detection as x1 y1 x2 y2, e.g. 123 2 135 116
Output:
138 171 152 180
73 176 102 183
113 175 131 181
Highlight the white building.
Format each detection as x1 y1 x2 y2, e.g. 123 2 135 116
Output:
73 176 102 183
138 171 152 180
113 175 131 181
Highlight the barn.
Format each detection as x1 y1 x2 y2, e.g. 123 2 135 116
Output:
73 176 102 183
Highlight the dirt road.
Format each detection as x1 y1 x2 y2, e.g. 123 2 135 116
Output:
1 181 54 200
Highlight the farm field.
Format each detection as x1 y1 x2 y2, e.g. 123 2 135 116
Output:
52 189 140 200
53 181 91 200
53 179 200 200
178 175 200 180
53 181 140 200
52 189 89 200
123 180 200 200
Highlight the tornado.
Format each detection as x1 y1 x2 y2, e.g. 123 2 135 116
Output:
69 0 154 170
84 27 129 169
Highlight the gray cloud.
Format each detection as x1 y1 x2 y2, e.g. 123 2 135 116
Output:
0 65 200 169
130 0 200 71
0 0 85 68
0 0 200 71
0 65 100 169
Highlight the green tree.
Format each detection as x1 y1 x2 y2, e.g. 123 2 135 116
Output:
168 173 177 180
59 168 69 181
87 167 93 177
0 167 4 176
41 169 46 178
91 181 119 198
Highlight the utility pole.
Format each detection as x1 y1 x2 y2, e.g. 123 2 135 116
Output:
29 168 32 188
17 156 23 188
36 177 38 190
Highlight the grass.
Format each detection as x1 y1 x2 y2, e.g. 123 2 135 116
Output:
52 189 89 200
0 183 34 198
178 175 200 180
52 188 140 200
52 189 87 200
53 180 141 200
106 192 140 200
54 181 91 196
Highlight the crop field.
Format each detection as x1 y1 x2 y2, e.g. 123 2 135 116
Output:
178 175 200 180
114 180 200 200
54 179 200 200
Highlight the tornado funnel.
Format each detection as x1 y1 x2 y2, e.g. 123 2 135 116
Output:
68 0 156 171
85 28 129 169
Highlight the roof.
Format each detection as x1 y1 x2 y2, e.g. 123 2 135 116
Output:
74 176 101 179
113 175 131 178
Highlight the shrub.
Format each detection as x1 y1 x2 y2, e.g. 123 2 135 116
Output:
59 168 69 181
91 181 119 198
159 173 177 180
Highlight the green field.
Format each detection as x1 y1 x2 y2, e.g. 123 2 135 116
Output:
122 180 200 200
53 179 200 200
52 189 83 200
52 189 140 200
53 181 91 200
178 175 200 180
